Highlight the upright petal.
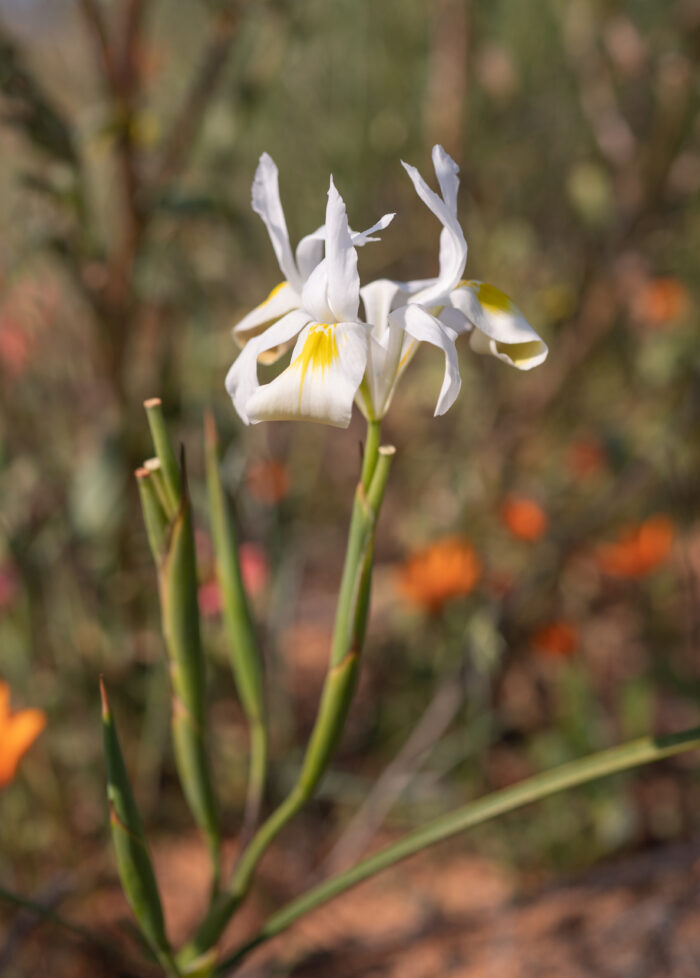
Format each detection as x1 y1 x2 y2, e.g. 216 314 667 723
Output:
251 153 301 291
225 308 311 424
232 281 300 345
432 144 460 214
391 305 462 415
325 177 360 323
451 281 548 370
246 322 368 427
401 149 467 305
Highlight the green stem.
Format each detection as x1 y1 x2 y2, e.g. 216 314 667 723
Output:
204 412 267 839
178 429 394 967
216 724 700 975
360 418 382 490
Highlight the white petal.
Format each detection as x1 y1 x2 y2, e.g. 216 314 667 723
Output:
295 213 394 284
232 281 300 346
391 304 462 415
452 281 548 370
225 308 311 424
295 226 325 281
360 278 403 338
246 322 368 428
301 259 334 325
325 177 360 323
350 212 396 246
251 153 301 291
401 152 467 305
432 144 460 214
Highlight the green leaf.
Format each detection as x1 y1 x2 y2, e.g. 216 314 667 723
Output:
100 678 172 962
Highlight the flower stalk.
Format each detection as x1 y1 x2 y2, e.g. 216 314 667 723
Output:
178 425 395 966
136 402 221 892
203 411 268 838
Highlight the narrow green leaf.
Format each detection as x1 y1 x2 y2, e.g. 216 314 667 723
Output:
217 724 700 974
203 412 267 814
157 451 220 871
100 678 171 961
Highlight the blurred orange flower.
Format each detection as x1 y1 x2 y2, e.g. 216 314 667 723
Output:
634 277 689 327
596 515 674 578
0 681 46 788
500 495 548 542
397 535 481 614
246 459 290 505
531 622 579 658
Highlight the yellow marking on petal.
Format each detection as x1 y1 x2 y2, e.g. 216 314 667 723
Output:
495 340 543 366
459 281 515 315
397 339 417 374
292 323 339 405
264 281 288 304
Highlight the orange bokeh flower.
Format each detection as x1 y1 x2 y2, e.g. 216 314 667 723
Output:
0 681 46 788
397 535 481 614
634 276 689 327
596 515 674 578
531 621 579 658
246 459 290 505
500 495 548 542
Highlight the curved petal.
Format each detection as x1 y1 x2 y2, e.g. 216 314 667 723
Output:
350 212 396 246
301 259 334 325
295 226 325 281
360 278 403 338
432 144 460 214
401 148 467 305
225 308 311 424
295 213 395 283
325 177 360 323
452 281 548 370
391 304 462 415
232 281 300 346
246 322 368 428
251 153 301 291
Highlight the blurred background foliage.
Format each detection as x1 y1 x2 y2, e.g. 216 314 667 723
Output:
1 0 700 965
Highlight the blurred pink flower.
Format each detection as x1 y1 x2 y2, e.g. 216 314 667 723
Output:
198 542 269 617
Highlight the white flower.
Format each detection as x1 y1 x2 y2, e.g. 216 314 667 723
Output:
226 177 388 428
358 146 548 421
234 153 393 350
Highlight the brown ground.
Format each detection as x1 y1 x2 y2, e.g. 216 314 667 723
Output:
5 838 700 978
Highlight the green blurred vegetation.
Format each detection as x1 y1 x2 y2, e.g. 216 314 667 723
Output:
0 0 699 970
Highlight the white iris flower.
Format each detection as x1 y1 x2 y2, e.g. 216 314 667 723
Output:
358 146 548 421
226 146 548 429
226 176 389 428
233 152 393 351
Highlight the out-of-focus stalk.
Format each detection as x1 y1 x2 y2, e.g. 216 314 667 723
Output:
144 398 180 512
100 678 179 977
179 427 395 966
203 411 267 837
137 403 220 892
